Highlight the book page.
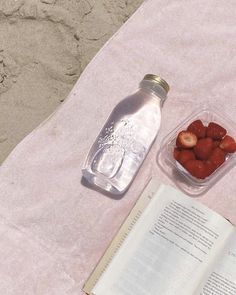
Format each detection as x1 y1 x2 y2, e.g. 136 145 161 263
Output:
196 231 236 295
92 184 234 295
83 178 161 294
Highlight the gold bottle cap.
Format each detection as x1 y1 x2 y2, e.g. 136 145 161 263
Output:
143 74 170 93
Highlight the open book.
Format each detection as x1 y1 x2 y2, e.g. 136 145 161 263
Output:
83 179 236 295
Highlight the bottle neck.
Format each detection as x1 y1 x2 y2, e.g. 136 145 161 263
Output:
139 80 167 103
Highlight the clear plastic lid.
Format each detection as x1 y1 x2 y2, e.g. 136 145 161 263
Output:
157 105 236 196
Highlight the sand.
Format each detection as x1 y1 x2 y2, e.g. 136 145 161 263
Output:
0 0 143 163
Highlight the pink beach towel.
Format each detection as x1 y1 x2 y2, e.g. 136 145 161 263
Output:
1 0 236 293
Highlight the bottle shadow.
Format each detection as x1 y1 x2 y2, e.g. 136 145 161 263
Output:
80 177 126 200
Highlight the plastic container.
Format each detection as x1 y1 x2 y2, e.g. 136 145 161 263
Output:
157 105 236 196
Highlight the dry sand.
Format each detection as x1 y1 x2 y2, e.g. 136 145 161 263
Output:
0 0 143 163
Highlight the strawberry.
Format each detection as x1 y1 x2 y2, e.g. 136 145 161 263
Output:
173 148 181 160
184 160 207 179
206 122 226 140
204 160 216 177
219 135 236 153
209 148 226 169
187 120 206 139
212 140 221 149
193 138 213 160
176 131 197 148
177 150 196 166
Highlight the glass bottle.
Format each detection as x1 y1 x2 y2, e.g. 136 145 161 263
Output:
82 74 169 194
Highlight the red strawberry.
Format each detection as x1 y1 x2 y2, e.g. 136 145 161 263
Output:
206 122 226 140
176 131 197 148
219 135 236 153
209 148 226 169
187 120 206 139
204 160 216 177
213 140 221 149
173 148 181 160
184 160 207 179
193 138 213 160
177 150 196 166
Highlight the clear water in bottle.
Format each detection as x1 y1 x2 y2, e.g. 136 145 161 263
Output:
82 74 169 194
